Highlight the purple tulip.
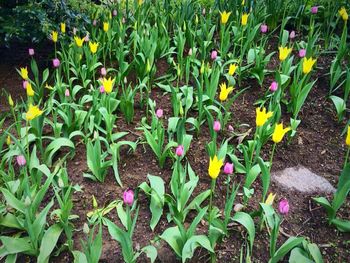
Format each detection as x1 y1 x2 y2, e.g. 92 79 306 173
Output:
101 67 107 76
16 155 26 166
269 81 278 92
260 24 268 33
213 120 221 132
175 145 184 157
289 30 296 39
99 86 105 93
23 80 28 89
311 6 318 14
123 189 134 206
52 58 60 68
28 48 35 56
298 49 306 58
156 108 163 118
211 50 218 61
223 162 234 174
278 199 289 215
65 89 70 97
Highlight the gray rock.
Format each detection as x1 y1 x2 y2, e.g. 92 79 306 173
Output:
272 165 336 194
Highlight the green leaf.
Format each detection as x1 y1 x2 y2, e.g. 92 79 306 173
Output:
44 138 75 167
72 251 88 263
141 245 158 263
289 247 314 263
148 174 165 231
182 235 214 263
159 226 182 257
0 236 33 255
232 212 255 251
269 237 304 263
38 224 63 263
0 188 25 213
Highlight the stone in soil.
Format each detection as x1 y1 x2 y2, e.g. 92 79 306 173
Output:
272 165 336 194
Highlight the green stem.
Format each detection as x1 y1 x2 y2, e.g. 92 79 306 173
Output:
344 147 350 170
26 121 30 161
269 143 276 173
208 179 216 226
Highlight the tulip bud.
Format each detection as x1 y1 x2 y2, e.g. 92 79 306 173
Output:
289 30 295 39
298 49 306 58
6 135 11 146
211 50 218 61
52 58 60 68
113 9 117 16
83 223 90 234
260 24 268 33
278 199 289 215
16 155 26 166
123 189 134 206
65 89 70 97
213 120 221 132
156 108 163 118
8 95 14 107
269 81 278 92
28 48 35 56
311 6 318 14
24 196 31 207
179 101 184 116
101 67 107 76
228 125 234 132
99 86 105 93
93 19 97 26
223 162 234 174
200 61 205 74
175 145 184 157
195 15 199 24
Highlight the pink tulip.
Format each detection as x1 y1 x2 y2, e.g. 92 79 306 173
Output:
298 49 306 58
213 120 221 132
123 190 134 206
223 162 234 174
311 6 318 14
289 30 295 39
84 34 90 42
113 10 117 16
23 80 28 89
93 20 97 26
211 50 218 60
156 108 163 118
52 58 60 68
269 81 278 92
260 24 268 33
175 145 184 157
101 67 107 76
65 89 70 97
278 199 289 215
28 48 35 56
228 125 234 132
99 86 105 93
16 155 26 166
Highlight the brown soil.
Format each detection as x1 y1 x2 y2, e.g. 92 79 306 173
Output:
1 41 349 263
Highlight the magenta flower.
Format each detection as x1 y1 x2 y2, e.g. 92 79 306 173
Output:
278 199 289 215
211 50 218 61
213 120 221 132
23 80 28 89
260 24 268 33
28 48 35 56
65 89 70 97
156 108 163 118
123 190 134 206
269 81 278 92
16 155 26 167
298 49 306 58
101 67 107 76
52 58 60 68
223 162 234 174
289 30 296 39
99 86 105 93
175 145 184 157
311 6 318 14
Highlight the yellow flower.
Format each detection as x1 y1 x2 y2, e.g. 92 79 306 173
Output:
101 77 115 93
60 23 66 34
241 13 249 26
26 104 43 121
52 31 58 42
228 63 238 76
339 7 348 21
302 57 317 74
208 155 224 179
220 11 231 25
272 123 291 143
346 126 350 147
6 135 11 146
20 67 28 80
138 0 143 5
26 82 34 97
89 42 99 54
265 193 276 206
256 107 273 127
219 83 234 101
45 84 53 90
278 46 292 61
8 95 14 107
74 36 84 47
103 22 109 32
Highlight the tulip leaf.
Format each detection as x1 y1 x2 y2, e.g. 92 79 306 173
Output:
37 224 63 263
159 226 182 257
232 212 255 251
269 237 304 263
182 235 214 263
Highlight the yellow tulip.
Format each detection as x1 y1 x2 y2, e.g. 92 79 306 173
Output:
89 42 99 54
228 63 238 76
26 82 34 97
219 83 234 101
101 77 115 93
6 135 11 146
60 23 66 34
208 155 224 179
241 13 249 26
220 11 231 25
138 0 143 5
302 57 317 74
26 104 43 121
8 95 14 107
52 31 58 42
278 46 292 61
74 36 84 47
265 193 276 205
20 67 28 80
339 7 348 21
272 123 291 143
256 107 273 127
103 22 109 32
346 126 350 147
